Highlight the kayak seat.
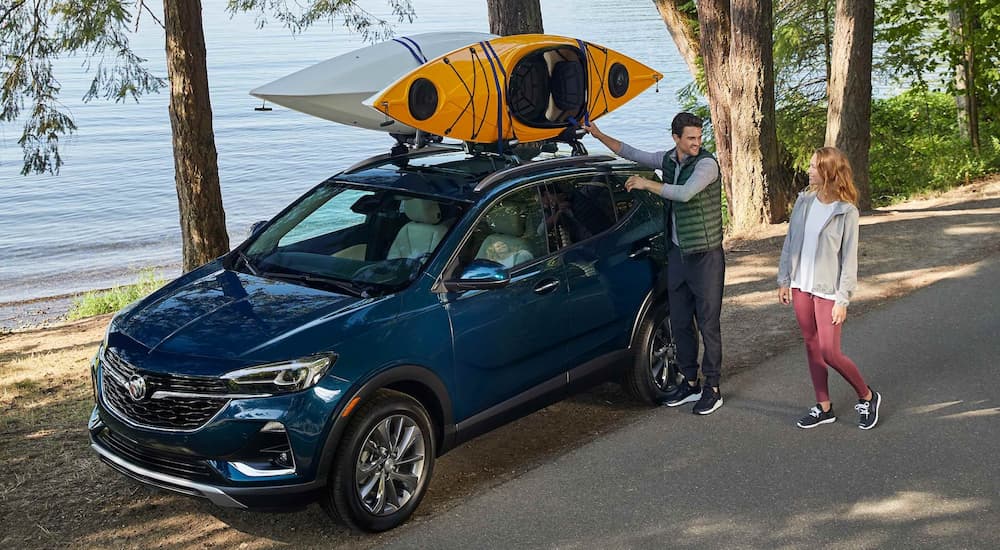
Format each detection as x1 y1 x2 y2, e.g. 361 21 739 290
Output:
508 54 550 125
387 198 449 260
546 60 585 123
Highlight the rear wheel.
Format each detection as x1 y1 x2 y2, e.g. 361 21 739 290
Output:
623 307 679 404
322 389 435 532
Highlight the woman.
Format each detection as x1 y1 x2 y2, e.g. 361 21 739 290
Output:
777 147 882 430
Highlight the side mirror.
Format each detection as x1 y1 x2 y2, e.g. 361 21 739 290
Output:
248 220 268 236
444 259 511 292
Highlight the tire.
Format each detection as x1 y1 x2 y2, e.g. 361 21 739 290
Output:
321 389 436 532
623 306 680 404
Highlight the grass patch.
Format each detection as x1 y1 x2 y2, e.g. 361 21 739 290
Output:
66 270 165 320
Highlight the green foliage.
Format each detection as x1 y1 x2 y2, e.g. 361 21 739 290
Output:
1 1 164 175
774 93 828 172
773 0 833 104
775 89 1000 206
2 1 415 176
227 0 415 42
66 270 165 320
878 0 1000 127
868 89 1000 204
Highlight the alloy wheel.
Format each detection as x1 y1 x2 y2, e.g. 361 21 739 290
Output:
355 414 426 516
649 318 677 391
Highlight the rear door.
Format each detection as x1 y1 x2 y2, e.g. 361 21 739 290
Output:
541 171 663 368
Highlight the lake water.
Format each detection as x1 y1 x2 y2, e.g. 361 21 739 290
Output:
0 0 688 305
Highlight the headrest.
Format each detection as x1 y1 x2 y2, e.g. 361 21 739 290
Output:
403 198 442 224
486 207 525 237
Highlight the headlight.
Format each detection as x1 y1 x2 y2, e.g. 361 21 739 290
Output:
221 354 335 395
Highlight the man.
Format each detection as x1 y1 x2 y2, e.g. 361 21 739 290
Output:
586 113 725 415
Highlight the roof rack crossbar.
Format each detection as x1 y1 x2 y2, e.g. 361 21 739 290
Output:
342 143 464 174
474 155 615 192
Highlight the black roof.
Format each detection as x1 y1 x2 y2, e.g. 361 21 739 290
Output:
331 146 632 202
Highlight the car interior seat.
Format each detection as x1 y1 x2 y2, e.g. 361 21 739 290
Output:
475 206 535 266
387 198 449 259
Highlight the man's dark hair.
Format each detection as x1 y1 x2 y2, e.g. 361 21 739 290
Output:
671 112 704 137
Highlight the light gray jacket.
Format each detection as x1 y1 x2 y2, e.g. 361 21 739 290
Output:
777 191 860 307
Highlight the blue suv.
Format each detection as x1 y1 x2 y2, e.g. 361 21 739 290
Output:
89 145 678 531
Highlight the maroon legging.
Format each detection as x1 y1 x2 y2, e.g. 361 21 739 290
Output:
792 289 868 403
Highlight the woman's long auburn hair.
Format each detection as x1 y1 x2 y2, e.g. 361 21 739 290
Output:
810 147 858 205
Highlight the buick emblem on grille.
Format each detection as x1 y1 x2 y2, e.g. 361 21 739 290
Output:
126 375 148 401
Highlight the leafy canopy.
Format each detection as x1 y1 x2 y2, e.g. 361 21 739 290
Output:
1 0 415 175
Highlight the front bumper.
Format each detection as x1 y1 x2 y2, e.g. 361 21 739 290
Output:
89 412 328 509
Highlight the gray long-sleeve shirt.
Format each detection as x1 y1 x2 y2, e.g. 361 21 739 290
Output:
618 143 720 245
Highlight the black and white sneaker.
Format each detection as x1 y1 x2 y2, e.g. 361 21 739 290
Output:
663 381 701 407
856 388 882 430
796 404 837 429
692 387 723 415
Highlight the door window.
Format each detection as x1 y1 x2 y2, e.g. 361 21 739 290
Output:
540 176 618 251
457 186 546 270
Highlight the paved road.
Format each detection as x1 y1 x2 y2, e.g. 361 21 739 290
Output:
383 256 1000 549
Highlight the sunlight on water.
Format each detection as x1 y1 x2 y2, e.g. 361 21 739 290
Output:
0 0 684 303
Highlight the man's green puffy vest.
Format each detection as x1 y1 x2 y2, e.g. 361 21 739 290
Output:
661 148 724 254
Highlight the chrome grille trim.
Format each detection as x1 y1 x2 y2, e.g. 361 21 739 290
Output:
99 349 231 432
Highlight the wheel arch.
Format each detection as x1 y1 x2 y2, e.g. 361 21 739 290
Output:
315 364 455 485
628 282 669 350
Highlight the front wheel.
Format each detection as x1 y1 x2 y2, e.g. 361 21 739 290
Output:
322 389 435 532
623 308 679 404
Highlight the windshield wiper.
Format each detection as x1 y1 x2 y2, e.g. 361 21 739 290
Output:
234 250 259 276
258 270 367 298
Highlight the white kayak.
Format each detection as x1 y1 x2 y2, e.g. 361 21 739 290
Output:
250 31 496 133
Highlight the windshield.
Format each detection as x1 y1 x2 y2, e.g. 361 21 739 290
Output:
242 185 462 294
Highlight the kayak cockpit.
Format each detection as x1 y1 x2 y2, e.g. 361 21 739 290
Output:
508 46 587 127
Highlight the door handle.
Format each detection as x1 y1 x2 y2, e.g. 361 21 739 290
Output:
628 246 652 259
533 279 560 294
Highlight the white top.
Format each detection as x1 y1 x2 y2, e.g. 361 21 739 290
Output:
791 198 839 300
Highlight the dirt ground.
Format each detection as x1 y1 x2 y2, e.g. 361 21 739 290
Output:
2 177 998 549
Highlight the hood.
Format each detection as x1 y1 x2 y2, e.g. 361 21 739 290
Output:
117 268 370 359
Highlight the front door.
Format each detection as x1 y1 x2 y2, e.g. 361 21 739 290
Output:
443 184 572 421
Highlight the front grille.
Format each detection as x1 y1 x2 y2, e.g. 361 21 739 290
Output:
95 428 215 481
100 350 230 431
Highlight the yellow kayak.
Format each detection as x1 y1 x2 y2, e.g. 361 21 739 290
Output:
366 34 662 144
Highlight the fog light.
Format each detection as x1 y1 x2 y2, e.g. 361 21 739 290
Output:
274 451 293 469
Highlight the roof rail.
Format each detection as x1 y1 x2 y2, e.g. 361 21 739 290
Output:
342 143 464 174
473 155 616 192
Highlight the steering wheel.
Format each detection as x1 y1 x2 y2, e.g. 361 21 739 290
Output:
352 255 425 284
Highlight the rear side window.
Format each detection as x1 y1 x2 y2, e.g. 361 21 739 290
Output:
540 176 618 251
609 171 657 219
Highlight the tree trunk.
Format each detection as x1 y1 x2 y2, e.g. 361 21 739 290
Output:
949 8 970 140
486 0 543 35
825 0 874 211
653 0 735 215
652 0 700 77
696 0 735 216
163 0 229 271
962 3 981 154
728 0 783 231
